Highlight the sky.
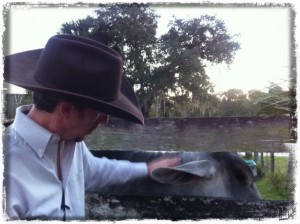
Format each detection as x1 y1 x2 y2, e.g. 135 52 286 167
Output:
1 2 295 94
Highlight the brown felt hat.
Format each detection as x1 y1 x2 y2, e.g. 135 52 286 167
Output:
4 35 144 124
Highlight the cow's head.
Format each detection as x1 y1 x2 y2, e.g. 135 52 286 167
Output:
151 152 262 200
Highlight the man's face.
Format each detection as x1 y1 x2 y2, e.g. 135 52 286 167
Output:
64 106 109 142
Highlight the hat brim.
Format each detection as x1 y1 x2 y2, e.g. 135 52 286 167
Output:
4 49 144 124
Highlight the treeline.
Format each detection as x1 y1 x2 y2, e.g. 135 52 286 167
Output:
4 83 293 120
149 83 294 118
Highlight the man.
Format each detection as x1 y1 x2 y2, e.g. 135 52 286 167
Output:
3 35 180 220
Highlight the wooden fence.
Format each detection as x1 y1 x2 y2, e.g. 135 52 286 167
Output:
85 116 294 152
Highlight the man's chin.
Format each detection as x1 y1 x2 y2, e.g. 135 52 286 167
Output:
75 137 84 142
74 132 94 142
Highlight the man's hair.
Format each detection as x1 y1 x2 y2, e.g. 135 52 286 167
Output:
33 92 61 113
33 92 86 117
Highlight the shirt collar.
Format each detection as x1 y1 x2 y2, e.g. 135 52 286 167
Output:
12 105 61 158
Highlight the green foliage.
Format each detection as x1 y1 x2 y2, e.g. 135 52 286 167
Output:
60 16 96 37
250 84 293 116
217 89 254 116
256 163 265 177
215 83 292 117
4 92 33 120
153 15 240 117
256 176 290 200
160 16 240 64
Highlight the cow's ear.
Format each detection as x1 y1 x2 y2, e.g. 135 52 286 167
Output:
227 158 254 186
151 160 217 185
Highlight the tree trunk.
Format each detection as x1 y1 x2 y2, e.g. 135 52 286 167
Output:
260 152 265 176
286 152 295 196
254 152 259 163
245 152 253 160
270 153 275 175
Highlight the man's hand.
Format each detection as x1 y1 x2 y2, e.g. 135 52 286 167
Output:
147 155 181 178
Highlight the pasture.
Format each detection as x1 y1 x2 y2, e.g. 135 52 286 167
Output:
256 155 292 200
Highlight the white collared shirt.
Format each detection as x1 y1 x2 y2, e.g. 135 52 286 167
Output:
3 105 147 220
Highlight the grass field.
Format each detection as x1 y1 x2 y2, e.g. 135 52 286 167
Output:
255 156 293 200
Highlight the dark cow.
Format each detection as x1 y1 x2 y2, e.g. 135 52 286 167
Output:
91 150 262 200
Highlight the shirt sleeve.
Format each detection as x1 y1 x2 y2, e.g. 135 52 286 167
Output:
78 142 148 191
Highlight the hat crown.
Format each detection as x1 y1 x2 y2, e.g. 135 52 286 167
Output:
34 35 123 101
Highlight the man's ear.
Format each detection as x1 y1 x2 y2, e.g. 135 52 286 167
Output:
56 102 74 120
98 113 109 125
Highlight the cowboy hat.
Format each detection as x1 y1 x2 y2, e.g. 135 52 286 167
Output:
4 35 144 124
